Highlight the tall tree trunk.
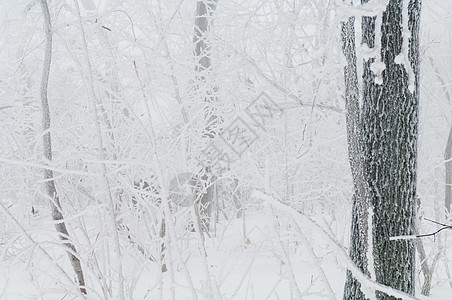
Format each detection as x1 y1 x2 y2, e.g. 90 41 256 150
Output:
342 16 369 300
343 0 422 299
39 0 86 294
361 0 421 298
193 0 219 230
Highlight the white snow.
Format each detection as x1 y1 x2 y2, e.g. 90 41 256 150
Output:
0 0 451 299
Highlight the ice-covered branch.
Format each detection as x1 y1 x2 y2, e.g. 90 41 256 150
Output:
335 0 390 20
72 0 124 297
254 191 420 300
0 202 86 299
39 0 87 294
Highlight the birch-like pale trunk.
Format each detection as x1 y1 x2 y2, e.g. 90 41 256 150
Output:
39 0 86 295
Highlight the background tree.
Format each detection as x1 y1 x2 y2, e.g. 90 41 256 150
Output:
39 0 86 294
192 0 219 230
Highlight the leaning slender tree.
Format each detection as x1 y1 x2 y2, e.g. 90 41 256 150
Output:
343 0 422 299
39 0 86 295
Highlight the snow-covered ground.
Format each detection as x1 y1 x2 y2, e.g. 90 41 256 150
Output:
1 195 451 299
0 206 347 299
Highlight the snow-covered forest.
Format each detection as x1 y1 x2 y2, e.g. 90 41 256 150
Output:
0 0 451 299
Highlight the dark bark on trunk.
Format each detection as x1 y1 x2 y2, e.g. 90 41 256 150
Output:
343 1 421 299
361 1 421 298
342 16 369 300
39 0 87 295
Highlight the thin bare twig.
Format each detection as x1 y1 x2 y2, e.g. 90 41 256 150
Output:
416 218 452 239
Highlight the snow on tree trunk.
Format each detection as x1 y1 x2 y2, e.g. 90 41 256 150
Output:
343 0 421 299
342 16 369 300
193 0 219 230
39 0 86 295
363 0 421 298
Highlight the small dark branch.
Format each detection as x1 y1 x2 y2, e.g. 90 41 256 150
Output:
416 227 452 239
416 218 452 239
101 25 111 31
424 217 450 227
